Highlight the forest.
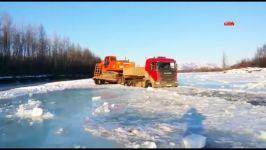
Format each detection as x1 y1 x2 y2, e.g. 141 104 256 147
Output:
0 13 101 79
231 44 266 69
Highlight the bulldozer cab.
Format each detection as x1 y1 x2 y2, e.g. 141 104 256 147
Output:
104 56 117 68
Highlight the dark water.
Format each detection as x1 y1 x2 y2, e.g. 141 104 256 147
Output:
0 89 121 148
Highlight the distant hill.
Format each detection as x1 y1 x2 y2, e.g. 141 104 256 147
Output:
178 62 222 72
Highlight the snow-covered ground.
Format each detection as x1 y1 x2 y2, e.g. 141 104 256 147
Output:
0 67 266 148
0 79 98 99
179 67 266 94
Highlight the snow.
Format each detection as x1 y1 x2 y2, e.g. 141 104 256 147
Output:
179 67 266 94
0 79 95 99
0 75 50 79
182 134 206 148
224 67 263 74
140 141 157 148
147 87 155 91
155 123 176 133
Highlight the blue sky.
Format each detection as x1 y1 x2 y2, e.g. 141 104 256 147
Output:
1 2 266 66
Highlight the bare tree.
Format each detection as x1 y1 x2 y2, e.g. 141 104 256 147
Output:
25 25 33 57
222 52 227 70
0 18 2 56
38 24 47 58
1 13 12 57
254 44 266 67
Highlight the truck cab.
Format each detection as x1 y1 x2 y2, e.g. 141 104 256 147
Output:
144 56 178 87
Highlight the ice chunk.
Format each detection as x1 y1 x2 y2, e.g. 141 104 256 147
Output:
104 107 110 113
31 107 43 117
93 102 126 115
56 128 64 134
130 144 140 148
43 112 54 119
5 115 13 118
169 142 175 146
128 129 140 136
93 102 110 114
92 96 101 100
15 99 54 121
111 104 115 108
29 121 34 126
29 92 33 98
182 134 206 148
257 131 266 140
140 141 157 148
74 145 81 148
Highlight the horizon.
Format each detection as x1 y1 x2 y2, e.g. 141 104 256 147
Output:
1 2 266 66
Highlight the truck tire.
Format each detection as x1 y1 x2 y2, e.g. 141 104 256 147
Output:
127 81 132 86
97 79 103 85
145 81 152 88
118 77 123 85
94 79 99 85
121 76 125 85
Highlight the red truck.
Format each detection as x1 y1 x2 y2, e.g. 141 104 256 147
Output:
93 56 178 88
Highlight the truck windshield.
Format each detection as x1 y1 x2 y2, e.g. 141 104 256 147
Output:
156 62 176 71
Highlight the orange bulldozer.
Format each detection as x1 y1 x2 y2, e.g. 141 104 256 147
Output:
93 56 135 84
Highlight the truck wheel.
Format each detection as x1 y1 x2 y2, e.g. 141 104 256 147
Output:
126 81 133 86
121 76 125 85
148 83 152 87
118 77 123 84
94 79 99 85
145 81 152 88
98 79 103 85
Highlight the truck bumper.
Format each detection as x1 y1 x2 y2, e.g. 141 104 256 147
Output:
153 81 178 88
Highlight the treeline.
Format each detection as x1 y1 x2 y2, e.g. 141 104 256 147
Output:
0 13 101 78
231 44 266 69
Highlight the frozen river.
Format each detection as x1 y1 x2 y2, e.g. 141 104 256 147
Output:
0 67 266 148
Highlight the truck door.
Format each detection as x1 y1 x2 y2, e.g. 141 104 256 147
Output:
149 62 159 81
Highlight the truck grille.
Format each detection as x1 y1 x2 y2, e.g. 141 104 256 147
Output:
159 71 176 83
